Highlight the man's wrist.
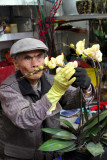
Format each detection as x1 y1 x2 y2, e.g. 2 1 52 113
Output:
82 84 92 98
83 84 92 93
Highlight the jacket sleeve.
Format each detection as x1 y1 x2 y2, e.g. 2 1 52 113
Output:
60 85 95 110
0 85 61 129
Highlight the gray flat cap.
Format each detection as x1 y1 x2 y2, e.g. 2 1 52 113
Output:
10 38 48 56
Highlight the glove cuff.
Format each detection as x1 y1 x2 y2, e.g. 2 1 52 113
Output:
46 86 65 112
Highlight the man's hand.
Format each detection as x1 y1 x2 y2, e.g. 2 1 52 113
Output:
46 66 76 112
53 66 76 95
73 67 91 89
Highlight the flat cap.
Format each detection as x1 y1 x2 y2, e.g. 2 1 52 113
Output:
10 38 48 56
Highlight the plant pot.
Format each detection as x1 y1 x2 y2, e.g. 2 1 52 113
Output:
91 146 107 160
76 0 93 14
62 0 79 15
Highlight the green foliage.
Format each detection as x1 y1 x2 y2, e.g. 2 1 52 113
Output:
94 30 105 41
83 110 107 131
40 110 107 157
42 128 65 134
86 142 104 157
94 21 107 41
52 130 77 140
39 139 73 151
57 142 76 152
55 118 77 134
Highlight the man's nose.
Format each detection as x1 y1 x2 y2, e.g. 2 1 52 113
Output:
31 57 39 67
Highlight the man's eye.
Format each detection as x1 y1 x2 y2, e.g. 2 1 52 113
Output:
37 53 44 58
24 56 31 60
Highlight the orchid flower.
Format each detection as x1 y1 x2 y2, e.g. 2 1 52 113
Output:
47 58 56 69
84 44 102 62
44 53 65 69
56 53 64 66
44 56 49 66
76 39 85 55
56 61 78 74
69 39 102 62
66 61 78 68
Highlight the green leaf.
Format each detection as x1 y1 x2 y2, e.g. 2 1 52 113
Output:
99 32 105 40
84 125 98 137
83 110 107 131
94 30 100 37
86 142 104 157
39 139 73 151
42 128 65 135
94 30 105 39
57 142 76 152
52 130 77 140
56 118 76 133
84 117 107 137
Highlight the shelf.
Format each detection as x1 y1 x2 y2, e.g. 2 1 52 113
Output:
0 0 43 6
0 32 33 41
55 14 107 22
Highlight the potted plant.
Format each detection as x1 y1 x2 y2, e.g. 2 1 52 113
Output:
39 39 107 159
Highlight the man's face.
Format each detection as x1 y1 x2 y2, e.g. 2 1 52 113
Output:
13 50 45 84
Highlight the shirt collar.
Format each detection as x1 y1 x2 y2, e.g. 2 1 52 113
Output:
16 71 51 96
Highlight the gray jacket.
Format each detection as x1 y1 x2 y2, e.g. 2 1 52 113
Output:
0 71 94 160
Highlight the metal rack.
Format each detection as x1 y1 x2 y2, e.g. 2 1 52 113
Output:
0 0 44 6
0 32 33 42
55 13 107 22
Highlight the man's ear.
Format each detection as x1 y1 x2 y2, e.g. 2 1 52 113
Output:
12 59 19 70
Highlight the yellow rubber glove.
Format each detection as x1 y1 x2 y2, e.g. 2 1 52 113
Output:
46 66 76 113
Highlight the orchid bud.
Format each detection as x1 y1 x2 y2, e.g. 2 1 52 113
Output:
34 67 39 71
70 43 75 49
30 73 33 76
39 66 44 70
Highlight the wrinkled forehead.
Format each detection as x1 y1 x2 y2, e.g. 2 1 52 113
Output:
15 49 46 59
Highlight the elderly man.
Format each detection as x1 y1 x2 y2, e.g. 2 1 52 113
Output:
0 38 94 160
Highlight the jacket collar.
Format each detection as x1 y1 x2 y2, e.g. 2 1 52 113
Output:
16 71 51 96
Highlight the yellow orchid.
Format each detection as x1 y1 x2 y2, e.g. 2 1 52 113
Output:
76 39 85 55
56 59 64 66
55 52 64 66
44 56 49 66
66 61 78 68
96 50 102 62
47 57 56 69
56 61 78 74
51 57 56 63
56 52 64 61
84 44 102 62
44 53 65 69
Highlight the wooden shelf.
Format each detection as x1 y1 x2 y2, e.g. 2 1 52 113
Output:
55 14 107 22
0 0 43 6
0 32 33 41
